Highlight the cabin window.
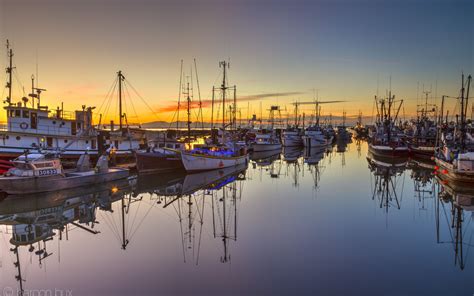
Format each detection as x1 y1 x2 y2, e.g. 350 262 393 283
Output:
158 143 165 148
71 122 77 135
21 234 26 242
78 122 81 129
52 121 56 124
15 136 21 141
22 110 29 118
85 140 89 144
5 135 9 140
91 140 97 149
114 140 119 148
30 112 38 129
64 139 68 143
46 137 53 147
166 144 172 148
175 144 180 149
14 110 21 117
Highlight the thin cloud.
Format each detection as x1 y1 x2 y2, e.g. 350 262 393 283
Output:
156 91 305 112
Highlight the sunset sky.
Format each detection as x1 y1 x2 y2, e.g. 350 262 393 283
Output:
0 0 472 125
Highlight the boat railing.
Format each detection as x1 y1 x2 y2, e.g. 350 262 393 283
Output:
4 121 92 137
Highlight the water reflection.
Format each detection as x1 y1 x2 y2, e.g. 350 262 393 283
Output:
0 141 473 294
0 180 131 294
367 152 408 214
436 179 474 271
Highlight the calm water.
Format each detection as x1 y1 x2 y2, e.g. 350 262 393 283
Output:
0 140 473 296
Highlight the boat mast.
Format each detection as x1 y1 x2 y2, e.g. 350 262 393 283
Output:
118 71 124 130
186 79 192 141
220 61 228 130
5 40 13 106
460 74 471 151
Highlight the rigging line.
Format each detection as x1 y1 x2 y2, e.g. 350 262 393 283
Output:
124 79 161 121
177 60 183 132
123 82 129 126
102 81 118 126
194 59 204 130
95 77 118 119
124 82 141 125
126 196 142 238
98 211 122 243
13 71 24 97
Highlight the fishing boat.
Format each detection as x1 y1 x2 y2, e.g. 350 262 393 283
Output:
0 152 129 194
253 106 282 151
282 102 303 147
353 111 368 138
302 125 333 148
434 74 474 184
282 126 303 147
253 131 282 151
407 90 437 158
336 111 351 141
300 99 340 148
180 61 249 172
0 41 146 163
368 92 409 157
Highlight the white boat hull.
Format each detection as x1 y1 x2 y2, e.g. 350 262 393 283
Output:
302 136 330 148
181 152 249 172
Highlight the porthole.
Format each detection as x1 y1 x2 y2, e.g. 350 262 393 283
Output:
52 121 56 124
16 136 21 141
64 139 68 143
5 135 9 140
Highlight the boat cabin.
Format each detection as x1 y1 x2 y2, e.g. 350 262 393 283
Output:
5 103 94 137
7 153 63 177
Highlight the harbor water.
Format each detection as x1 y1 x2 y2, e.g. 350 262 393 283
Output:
0 140 472 295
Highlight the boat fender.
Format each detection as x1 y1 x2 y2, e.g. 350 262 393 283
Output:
20 122 28 129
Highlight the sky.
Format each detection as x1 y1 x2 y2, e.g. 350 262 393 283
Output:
0 0 472 125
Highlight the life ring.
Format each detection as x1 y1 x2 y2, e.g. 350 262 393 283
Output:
20 122 28 129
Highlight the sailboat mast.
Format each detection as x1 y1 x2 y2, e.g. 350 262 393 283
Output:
211 87 215 129
186 81 191 141
220 61 228 130
6 40 13 106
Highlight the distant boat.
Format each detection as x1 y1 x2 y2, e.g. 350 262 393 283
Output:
302 125 333 148
253 131 282 151
368 91 409 157
282 102 303 147
253 106 282 152
282 127 303 147
407 91 437 158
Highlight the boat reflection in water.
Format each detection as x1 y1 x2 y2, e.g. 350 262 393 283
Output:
367 152 408 214
0 179 132 294
136 164 248 264
282 146 303 163
435 178 474 270
408 157 435 211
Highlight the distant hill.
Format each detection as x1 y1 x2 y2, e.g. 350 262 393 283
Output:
141 121 213 129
